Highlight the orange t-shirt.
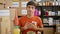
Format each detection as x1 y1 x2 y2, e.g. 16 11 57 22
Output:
18 16 42 34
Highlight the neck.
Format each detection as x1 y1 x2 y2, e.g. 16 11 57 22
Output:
27 14 34 18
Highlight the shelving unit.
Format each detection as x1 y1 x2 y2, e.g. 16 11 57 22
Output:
36 6 60 26
36 6 60 34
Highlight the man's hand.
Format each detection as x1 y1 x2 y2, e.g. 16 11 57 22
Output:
21 23 29 31
21 22 39 31
23 23 30 30
28 23 43 32
27 23 38 30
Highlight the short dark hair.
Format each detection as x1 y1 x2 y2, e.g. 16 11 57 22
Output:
27 1 36 7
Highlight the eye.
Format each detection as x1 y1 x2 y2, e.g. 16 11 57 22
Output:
28 7 30 8
32 7 33 9
32 7 35 9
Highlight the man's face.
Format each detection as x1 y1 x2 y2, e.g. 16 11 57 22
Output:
26 5 35 15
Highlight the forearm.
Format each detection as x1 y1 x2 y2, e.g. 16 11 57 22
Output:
20 27 25 31
20 26 28 32
35 28 43 32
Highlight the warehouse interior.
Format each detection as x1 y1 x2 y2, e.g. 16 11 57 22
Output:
0 0 60 34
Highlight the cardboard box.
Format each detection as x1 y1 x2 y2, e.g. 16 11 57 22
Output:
0 0 6 3
20 1 28 8
19 1 27 16
56 24 60 33
0 8 19 34
10 8 20 34
0 9 11 34
18 8 27 16
10 8 16 20
5 0 12 8
0 18 2 34
21 9 27 15
55 32 56 34
1 17 11 34
11 2 20 8
43 27 54 34
15 8 20 16
55 32 60 34
18 8 21 16
0 0 12 9
19 1 28 16
0 4 5 9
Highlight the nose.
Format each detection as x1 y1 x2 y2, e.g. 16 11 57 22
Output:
29 8 32 11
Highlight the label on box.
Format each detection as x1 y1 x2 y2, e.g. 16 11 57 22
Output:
12 2 19 7
21 2 28 7
36 0 41 2
21 10 27 15
0 10 10 16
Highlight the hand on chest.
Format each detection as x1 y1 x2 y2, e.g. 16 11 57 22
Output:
25 20 37 26
24 20 37 28
21 17 39 28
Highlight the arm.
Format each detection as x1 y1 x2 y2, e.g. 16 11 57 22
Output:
18 23 27 31
20 27 27 31
18 20 28 31
20 24 28 31
32 17 43 32
35 25 43 32
36 17 43 32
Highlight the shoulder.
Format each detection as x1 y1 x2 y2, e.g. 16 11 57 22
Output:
34 16 41 20
19 16 27 20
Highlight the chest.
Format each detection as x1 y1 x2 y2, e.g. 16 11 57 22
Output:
21 18 38 27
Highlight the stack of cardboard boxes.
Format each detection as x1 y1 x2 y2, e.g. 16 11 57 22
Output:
0 8 18 34
18 0 30 16
0 9 11 34
0 0 19 34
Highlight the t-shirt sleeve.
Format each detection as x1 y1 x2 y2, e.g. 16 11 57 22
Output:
37 17 43 28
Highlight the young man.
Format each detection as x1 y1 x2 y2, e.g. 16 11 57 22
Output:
19 1 43 34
